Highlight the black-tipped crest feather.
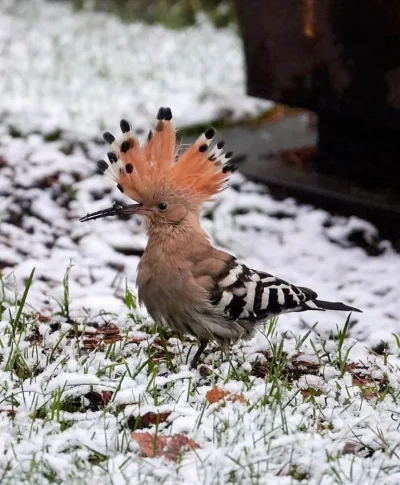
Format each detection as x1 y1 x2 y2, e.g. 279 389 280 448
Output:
120 119 131 133
103 132 115 144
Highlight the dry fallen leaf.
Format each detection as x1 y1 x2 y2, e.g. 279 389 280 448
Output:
126 411 171 430
206 387 230 404
84 391 113 410
38 313 51 322
126 336 143 344
82 327 145 350
132 432 166 458
251 362 268 378
352 374 372 386
206 387 247 405
103 335 123 344
96 323 120 336
343 442 360 455
163 434 200 461
132 432 199 461
361 389 378 400
292 353 320 370
0 409 16 418
301 388 323 398
82 338 101 350
101 391 113 405
344 362 361 372
141 411 171 426
229 394 247 404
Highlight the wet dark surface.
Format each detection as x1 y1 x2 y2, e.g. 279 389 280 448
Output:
213 113 400 249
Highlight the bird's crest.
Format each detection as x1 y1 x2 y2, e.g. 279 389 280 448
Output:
97 107 236 206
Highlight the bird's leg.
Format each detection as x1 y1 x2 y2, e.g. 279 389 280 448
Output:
190 339 209 369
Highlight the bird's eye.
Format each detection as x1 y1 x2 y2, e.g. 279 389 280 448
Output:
158 202 168 212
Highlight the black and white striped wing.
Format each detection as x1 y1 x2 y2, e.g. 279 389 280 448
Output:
211 263 318 321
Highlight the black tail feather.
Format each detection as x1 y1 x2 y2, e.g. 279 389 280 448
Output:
298 286 318 300
312 300 362 313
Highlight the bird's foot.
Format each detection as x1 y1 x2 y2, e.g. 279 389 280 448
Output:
189 339 209 369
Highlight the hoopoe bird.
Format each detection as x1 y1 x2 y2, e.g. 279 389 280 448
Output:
80 107 362 369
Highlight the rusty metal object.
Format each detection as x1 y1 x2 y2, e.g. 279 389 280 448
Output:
234 0 400 186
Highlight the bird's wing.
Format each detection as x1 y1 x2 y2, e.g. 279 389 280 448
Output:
210 262 317 321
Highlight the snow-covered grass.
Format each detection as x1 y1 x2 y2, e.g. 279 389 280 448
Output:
1 0 400 483
1 274 400 485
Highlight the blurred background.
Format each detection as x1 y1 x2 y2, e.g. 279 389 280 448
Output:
70 0 234 28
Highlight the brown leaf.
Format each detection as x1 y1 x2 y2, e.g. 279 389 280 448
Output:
343 442 360 455
361 389 378 400
301 388 323 398
38 313 51 322
101 391 113 405
251 362 268 378
345 362 361 372
292 353 320 369
352 374 372 386
256 350 271 359
163 434 200 461
206 387 247 405
132 432 199 461
103 335 122 344
132 432 167 458
84 391 113 410
127 411 171 430
82 338 100 350
126 336 143 344
141 411 171 426
229 394 247 404
151 350 168 363
72 323 121 339
206 387 230 404
0 409 16 418
96 323 120 336
82 325 143 350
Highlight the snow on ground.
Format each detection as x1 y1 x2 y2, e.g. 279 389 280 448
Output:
0 0 270 140
1 1 400 484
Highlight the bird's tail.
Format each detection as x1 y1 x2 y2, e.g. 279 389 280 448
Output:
302 300 362 313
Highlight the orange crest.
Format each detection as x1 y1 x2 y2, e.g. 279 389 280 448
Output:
97 107 236 206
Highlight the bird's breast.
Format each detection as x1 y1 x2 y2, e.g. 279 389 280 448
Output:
137 255 194 316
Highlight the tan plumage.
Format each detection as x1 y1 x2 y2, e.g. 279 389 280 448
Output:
81 107 362 368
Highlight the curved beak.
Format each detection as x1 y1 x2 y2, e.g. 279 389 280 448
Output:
79 202 143 222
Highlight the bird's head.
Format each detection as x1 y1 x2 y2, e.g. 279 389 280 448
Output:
80 107 237 231
125 183 191 227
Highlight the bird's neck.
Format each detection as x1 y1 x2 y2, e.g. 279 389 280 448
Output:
145 212 210 255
